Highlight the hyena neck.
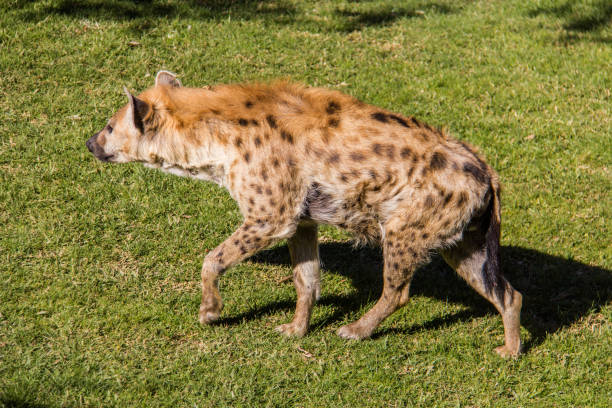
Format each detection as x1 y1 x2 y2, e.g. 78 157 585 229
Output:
140 126 229 187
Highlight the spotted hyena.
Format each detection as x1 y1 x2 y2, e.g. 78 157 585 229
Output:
86 71 522 357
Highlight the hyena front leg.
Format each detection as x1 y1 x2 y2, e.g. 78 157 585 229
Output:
276 222 320 337
337 221 428 340
199 220 287 325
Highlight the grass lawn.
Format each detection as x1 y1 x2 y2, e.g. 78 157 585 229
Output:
1 0 610 406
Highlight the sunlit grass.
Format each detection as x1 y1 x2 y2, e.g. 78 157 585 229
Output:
0 1 610 406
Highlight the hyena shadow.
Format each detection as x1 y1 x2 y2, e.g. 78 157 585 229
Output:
237 243 611 351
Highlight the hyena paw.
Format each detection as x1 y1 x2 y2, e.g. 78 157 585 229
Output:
198 304 221 325
336 323 372 340
275 322 307 337
494 343 522 359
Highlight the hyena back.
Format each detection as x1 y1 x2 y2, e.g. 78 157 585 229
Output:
87 71 522 357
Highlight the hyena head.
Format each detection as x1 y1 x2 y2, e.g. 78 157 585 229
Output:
86 71 182 163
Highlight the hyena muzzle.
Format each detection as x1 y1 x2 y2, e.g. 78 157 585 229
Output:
86 71 522 357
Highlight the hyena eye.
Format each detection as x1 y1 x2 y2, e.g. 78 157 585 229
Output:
106 125 113 133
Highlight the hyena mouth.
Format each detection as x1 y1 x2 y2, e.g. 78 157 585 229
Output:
97 154 115 162
86 135 114 162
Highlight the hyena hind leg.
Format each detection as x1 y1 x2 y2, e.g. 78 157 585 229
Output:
276 223 320 337
337 222 425 340
440 230 522 358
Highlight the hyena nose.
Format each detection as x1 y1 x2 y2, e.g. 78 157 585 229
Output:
86 135 96 153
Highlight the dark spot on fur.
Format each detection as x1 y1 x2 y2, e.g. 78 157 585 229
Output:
408 220 425 229
424 195 434 208
340 174 349 182
443 192 453 206
266 115 277 128
369 170 378 180
255 185 263 194
463 162 488 183
389 114 409 128
350 152 365 161
430 151 447 170
372 143 395 158
238 118 248 126
327 152 340 164
326 101 340 114
260 169 268 181
248 197 255 205
400 147 413 159
422 233 429 239
371 112 388 123
233 239 240 245
243 152 251 163
265 187 273 196
254 137 262 147
281 130 294 144
250 119 259 126
211 109 220 115
240 245 248 255
272 158 280 168
234 137 242 148
279 204 286 215
385 145 395 159
416 130 430 142
457 192 468 206
328 117 340 128
245 100 254 108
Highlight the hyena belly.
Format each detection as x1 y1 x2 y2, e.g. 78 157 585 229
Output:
301 180 382 244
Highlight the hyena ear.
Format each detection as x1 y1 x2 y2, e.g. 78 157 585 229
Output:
155 70 182 88
123 86 151 134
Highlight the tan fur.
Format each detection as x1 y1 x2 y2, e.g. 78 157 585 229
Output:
86 71 522 357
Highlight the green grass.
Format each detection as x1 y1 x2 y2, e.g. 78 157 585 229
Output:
1 0 611 406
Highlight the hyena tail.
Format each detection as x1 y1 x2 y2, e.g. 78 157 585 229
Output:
482 176 508 306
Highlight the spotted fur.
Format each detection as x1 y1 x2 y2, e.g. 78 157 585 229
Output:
86 71 523 357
